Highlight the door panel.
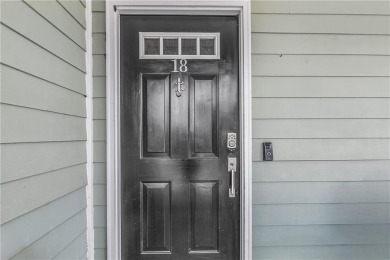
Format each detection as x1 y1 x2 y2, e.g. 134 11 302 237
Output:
120 15 239 260
141 182 171 253
189 181 219 253
189 75 219 158
142 74 170 157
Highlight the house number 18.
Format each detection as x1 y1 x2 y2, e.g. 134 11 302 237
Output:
171 59 188 73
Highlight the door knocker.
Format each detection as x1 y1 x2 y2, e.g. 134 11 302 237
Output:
175 77 184 97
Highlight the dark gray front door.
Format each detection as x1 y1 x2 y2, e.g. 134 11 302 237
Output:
120 15 240 259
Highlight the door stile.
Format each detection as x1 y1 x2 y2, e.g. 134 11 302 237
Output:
170 72 189 159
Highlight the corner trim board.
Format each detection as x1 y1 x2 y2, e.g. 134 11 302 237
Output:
85 0 95 259
106 1 252 259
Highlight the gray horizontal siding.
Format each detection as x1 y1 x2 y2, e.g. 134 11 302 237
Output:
252 33 390 55
93 77 106 97
94 227 108 249
70 2 390 260
24 0 86 49
252 119 390 138
0 0 88 258
1 0 86 71
94 163 107 184
94 120 106 141
251 14 390 35
92 6 107 258
252 55 390 76
1 65 86 116
253 245 390 260
1 104 86 143
253 203 390 226
253 224 390 246
1 141 87 183
93 33 106 54
253 160 390 182
252 1 390 258
94 205 107 227
252 98 390 118
94 141 107 162
58 0 86 29
10 209 87 259
93 54 106 76
252 77 390 98
80 251 88 260
53 230 88 260
93 184 107 205
92 0 105 12
95 249 107 260
1 188 87 259
252 139 390 161
251 1 390 15
92 12 105 33
93 98 106 119
252 182 390 204
2 163 87 224
1 24 86 94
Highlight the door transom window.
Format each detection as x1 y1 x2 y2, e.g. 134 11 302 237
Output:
139 32 220 59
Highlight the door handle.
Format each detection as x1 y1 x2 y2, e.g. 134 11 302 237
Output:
228 157 237 197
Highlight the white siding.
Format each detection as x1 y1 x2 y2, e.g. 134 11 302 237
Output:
0 0 88 258
251 1 390 259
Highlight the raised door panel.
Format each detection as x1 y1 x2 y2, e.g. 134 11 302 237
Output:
189 182 219 253
142 74 170 157
189 75 219 158
141 182 171 253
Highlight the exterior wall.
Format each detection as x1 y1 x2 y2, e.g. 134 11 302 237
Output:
91 0 108 258
251 1 390 259
89 1 390 259
1 0 88 259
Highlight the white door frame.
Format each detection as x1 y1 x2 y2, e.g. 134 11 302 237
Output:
106 1 252 259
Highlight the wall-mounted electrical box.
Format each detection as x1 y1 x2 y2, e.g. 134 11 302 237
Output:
263 142 273 161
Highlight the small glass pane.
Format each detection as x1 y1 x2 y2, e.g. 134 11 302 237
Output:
200 38 215 55
181 39 197 55
144 38 160 55
163 38 178 55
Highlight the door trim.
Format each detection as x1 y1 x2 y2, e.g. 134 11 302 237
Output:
106 1 252 259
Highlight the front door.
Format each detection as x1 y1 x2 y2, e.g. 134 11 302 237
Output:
120 15 239 259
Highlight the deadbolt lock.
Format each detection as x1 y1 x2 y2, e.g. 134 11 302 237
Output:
227 133 237 150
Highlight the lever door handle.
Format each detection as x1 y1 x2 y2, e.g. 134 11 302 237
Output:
229 169 236 197
228 157 237 198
